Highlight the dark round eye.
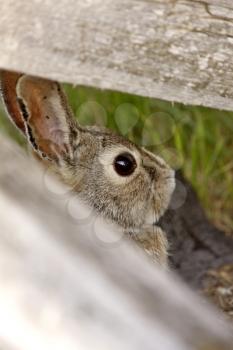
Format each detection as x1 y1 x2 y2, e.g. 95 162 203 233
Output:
114 152 137 176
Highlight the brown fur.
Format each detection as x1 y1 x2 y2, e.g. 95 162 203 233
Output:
0 70 175 267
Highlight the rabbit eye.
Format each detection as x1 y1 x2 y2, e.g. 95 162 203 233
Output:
114 152 137 176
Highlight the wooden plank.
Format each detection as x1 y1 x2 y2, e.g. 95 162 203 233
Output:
1 1 233 110
0 134 233 349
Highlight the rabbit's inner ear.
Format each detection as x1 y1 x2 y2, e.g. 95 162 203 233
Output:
16 76 77 162
0 71 26 134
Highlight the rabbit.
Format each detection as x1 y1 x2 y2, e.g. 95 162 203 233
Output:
0 70 175 267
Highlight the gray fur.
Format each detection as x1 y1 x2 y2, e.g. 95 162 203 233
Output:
0 71 175 266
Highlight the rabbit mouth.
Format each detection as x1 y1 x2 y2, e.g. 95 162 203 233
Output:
153 215 164 229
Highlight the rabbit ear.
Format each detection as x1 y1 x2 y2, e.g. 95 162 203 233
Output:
16 75 78 162
1 71 78 162
0 71 26 134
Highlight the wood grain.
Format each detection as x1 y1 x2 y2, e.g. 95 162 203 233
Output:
0 134 233 350
1 1 233 110
1 1 233 348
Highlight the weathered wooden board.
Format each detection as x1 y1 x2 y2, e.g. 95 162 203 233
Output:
0 1 233 348
0 134 233 350
1 0 233 110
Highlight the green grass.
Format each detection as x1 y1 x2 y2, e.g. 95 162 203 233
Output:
1 85 233 234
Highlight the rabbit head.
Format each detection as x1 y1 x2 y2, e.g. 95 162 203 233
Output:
0 71 175 233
